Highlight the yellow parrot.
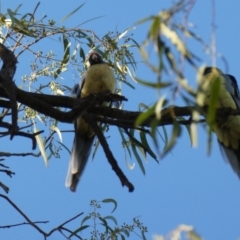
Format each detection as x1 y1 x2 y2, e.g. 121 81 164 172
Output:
201 67 240 177
65 52 116 191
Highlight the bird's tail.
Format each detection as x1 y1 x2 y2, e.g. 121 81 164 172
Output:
65 134 95 192
218 141 240 178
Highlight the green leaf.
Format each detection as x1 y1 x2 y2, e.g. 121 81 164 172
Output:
50 125 62 142
149 16 161 39
160 125 168 150
54 34 70 79
33 122 48 166
135 104 155 127
150 119 160 150
135 77 172 89
115 27 135 42
92 138 100 159
81 215 91 226
140 131 158 161
126 65 137 82
155 96 166 120
102 198 118 213
190 110 199 147
103 216 118 225
7 9 36 37
161 121 181 158
99 217 108 227
119 78 135 89
160 22 191 58
177 116 195 146
13 4 22 14
60 3 86 22
131 142 145 175
78 15 104 27
136 16 154 25
137 145 147 160
120 234 126 240
79 47 85 62
92 124 108 159
119 128 135 169
129 37 141 48
118 127 132 158
56 140 71 155
187 229 203 240
71 43 80 60
69 225 89 238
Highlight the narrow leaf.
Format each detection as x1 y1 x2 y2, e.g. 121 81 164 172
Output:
135 77 171 88
160 22 190 58
34 122 48 166
161 122 181 158
60 3 86 22
104 216 118 225
81 216 91 226
69 225 89 238
54 34 71 79
50 125 62 142
140 131 158 161
56 140 71 155
135 104 155 127
131 143 145 175
102 198 118 213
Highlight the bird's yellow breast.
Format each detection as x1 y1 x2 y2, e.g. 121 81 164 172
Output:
201 72 240 149
201 73 237 109
81 63 116 98
76 63 116 137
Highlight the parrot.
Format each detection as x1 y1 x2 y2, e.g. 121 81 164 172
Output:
201 67 240 178
65 51 116 192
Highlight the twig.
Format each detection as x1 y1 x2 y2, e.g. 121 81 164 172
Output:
0 152 40 157
0 221 48 229
0 182 9 193
47 212 84 236
0 169 15 177
0 194 46 235
0 194 84 238
0 129 44 150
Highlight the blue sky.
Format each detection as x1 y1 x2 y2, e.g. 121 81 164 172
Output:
1 1 240 239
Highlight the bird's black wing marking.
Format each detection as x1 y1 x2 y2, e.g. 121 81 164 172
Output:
218 74 240 178
224 74 240 109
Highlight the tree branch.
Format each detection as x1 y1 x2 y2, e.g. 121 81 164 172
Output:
84 114 134 192
0 44 18 139
0 194 84 238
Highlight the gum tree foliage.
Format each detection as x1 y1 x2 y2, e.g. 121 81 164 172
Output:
0 1 213 239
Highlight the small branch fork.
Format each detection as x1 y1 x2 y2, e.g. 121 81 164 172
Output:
0 194 83 239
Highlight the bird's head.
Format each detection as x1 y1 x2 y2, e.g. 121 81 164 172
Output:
203 67 223 76
88 52 104 66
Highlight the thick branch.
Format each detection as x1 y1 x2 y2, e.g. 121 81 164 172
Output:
0 86 194 126
0 44 18 139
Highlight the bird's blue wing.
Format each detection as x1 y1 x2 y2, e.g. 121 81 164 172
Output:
65 74 95 191
65 133 95 191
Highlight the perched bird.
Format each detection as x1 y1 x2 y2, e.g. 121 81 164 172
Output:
201 67 240 177
65 52 116 191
